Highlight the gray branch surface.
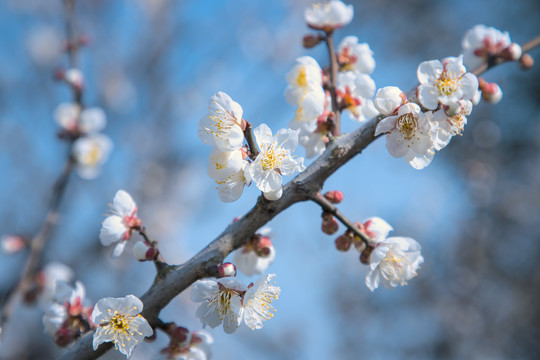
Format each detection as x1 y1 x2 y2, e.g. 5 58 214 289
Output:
59 117 379 360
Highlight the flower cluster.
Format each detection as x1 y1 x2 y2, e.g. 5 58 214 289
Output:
198 92 305 201
91 294 153 358
233 227 275 276
375 55 478 169
42 281 94 347
361 218 424 291
190 274 280 334
99 190 142 257
290 1 379 158
55 69 113 179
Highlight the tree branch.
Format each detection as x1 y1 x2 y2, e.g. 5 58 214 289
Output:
59 36 540 359
324 32 341 136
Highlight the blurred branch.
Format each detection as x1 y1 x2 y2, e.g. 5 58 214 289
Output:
0 0 82 335
60 35 540 359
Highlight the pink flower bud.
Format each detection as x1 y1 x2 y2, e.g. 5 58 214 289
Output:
480 81 503 104
519 53 534 70
335 234 352 251
254 236 274 258
500 43 522 61
132 241 152 261
324 190 344 204
322 212 339 235
1 234 27 253
303 34 323 49
218 262 237 277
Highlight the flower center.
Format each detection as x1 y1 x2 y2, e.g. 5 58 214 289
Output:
84 143 102 166
448 115 466 136
261 146 284 171
379 248 408 281
436 72 458 96
397 113 417 140
297 67 308 87
110 314 130 333
209 289 238 320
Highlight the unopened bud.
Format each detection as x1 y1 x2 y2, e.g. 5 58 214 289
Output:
303 34 323 48
321 212 339 235
324 190 344 204
500 43 522 61
335 234 352 251
360 245 375 265
1 235 27 253
519 53 534 70
218 262 237 278
480 81 503 104
169 325 190 346
64 68 84 90
254 236 273 258
132 241 153 261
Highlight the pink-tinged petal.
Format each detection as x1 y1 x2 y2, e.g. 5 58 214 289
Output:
418 85 439 110
375 115 397 136
386 132 409 158
363 217 393 243
417 60 443 85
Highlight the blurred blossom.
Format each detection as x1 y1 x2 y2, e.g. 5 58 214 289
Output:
26 26 62 66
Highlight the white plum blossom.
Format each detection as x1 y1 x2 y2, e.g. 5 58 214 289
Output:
304 0 354 31
214 162 251 203
40 261 74 303
375 103 434 169
337 36 375 74
431 100 472 151
417 55 478 110
42 281 86 336
366 237 424 291
249 124 305 196
289 119 328 158
54 103 106 134
207 147 244 181
373 86 407 116
92 294 153 358
72 133 113 179
99 190 141 257
161 329 213 360
285 56 325 123
337 71 379 122
234 249 275 277
190 277 246 334
198 92 245 151
242 274 280 330
462 25 517 69
233 228 275 277
190 274 280 333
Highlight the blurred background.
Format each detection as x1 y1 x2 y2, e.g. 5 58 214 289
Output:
0 0 539 359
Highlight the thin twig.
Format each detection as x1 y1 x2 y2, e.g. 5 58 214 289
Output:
310 192 370 246
137 227 168 273
324 32 341 136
